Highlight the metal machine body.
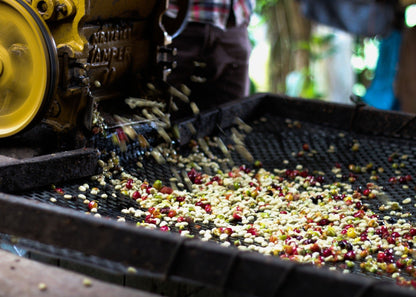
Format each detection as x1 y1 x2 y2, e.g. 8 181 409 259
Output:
0 0 187 138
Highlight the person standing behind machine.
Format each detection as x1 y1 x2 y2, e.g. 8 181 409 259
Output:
166 0 255 119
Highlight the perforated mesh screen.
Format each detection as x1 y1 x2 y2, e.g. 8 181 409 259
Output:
14 99 416 289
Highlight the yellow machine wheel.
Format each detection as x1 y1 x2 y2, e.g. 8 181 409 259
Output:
0 0 57 138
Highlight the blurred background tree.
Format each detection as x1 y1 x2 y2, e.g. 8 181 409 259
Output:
249 0 394 103
255 0 311 94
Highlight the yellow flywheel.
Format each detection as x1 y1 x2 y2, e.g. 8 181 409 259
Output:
0 0 58 138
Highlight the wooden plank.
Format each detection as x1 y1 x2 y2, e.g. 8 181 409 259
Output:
0 249 159 297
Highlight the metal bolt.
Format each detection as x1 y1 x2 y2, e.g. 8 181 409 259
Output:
76 76 89 86
56 4 68 16
9 44 27 56
37 0 48 13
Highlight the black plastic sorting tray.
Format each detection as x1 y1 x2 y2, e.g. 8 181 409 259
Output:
3 93 416 297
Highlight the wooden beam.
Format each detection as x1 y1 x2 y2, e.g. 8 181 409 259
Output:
0 249 159 297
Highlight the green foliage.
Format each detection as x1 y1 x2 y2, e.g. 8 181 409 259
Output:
255 0 279 16
285 32 336 99
351 36 379 96
297 33 336 61
253 1 379 99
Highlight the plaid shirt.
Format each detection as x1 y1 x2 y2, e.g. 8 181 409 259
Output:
169 0 255 30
